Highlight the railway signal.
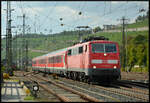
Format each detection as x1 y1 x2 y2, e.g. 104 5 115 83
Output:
33 81 39 97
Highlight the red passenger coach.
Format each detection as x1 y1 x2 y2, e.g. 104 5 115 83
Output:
32 36 121 82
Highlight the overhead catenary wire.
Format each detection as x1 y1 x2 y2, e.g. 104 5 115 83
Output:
38 2 57 31
109 1 111 14
54 2 143 33
24 4 59 23
103 1 106 16
87 3 141 27
87 2 127 27
13 2 148 35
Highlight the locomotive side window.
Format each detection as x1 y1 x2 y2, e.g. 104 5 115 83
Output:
72 47 78 55
68 49 72 56
85 45 87 52
79 46 83 54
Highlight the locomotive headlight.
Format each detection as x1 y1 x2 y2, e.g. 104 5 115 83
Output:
113 66 117 69
93 66 96 69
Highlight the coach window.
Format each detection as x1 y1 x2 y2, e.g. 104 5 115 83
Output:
51 57 54 63
57 56 62 63
68 49 72 56
49 57 54 63
43 59 46 64
42 59 44 64
48 57 51 63
48 57 52 63
32 61 36 64
79 46 83 54
54 56 57 63
39 60 41 64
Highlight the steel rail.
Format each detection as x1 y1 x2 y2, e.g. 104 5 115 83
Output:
54 75 149 102
33 74 102 102
26 75 71 102
93 84 149 101
110 83 149 95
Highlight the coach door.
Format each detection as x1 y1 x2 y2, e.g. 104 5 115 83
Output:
63 54 66 69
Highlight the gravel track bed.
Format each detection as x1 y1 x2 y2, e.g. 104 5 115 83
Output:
48 75 147 102
13 71 149 102
24 76 60 102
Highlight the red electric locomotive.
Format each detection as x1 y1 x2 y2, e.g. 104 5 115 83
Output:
32 36 121 82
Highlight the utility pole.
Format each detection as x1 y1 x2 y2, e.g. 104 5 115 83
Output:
25 40 28 71
15 31 18 69
17 13 27 71
23 14 26 71
19 47 21 69
5 1 14 75
5 2 8 71
118 16 129 70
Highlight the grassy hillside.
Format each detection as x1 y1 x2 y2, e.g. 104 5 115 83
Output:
1 30 148 60
29 30 148 59
1 18 149 60
116 18 148 30
127 18 148 28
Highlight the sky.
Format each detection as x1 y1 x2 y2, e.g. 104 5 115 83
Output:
1 1 149 37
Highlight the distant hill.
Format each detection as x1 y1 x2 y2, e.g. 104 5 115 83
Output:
1 18 149 60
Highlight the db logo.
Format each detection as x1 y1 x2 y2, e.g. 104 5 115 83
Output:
103 60 107 63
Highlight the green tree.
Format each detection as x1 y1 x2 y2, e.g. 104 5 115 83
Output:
127 44 137 72
93 26 102 33
146 10 149 18
136 44 145 66
133 35 146 44
126 34 148 72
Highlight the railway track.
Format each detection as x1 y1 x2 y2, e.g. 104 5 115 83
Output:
43 73 149 102
24 73 101 102
14 71 149 102
116 80 149 88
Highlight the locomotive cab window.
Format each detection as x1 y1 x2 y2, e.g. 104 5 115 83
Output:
92 43 104 53
92 43 117 53
105 44 117 53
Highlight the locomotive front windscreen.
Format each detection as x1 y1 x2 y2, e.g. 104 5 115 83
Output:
92 43 117 53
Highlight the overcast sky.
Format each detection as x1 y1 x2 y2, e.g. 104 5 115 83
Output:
1 1 149 37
